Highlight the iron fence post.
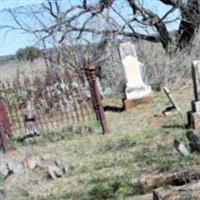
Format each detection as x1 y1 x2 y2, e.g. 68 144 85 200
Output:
0 97 10 152
0 123 9 153
84 56 108 134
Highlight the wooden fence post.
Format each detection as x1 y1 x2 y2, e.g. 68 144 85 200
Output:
84 56 108 134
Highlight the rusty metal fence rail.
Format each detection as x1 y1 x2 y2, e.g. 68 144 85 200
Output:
0 70 95 136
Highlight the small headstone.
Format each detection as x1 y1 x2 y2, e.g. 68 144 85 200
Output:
119 42 152 100
162 87 182 116
192 60 200 101
188 60 200 129
189 112 200 130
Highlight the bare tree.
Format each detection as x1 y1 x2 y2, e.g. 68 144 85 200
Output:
1 0 200 54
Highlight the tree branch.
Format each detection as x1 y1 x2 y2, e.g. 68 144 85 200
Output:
127 0 172 50
69 26 160 42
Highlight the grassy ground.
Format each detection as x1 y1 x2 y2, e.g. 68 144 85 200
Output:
1 80 200 200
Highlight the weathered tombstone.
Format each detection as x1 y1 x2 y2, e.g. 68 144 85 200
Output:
192 60 200 102
188 60 200 129
162 87 182 116
119 42 152 110
119 42 138 61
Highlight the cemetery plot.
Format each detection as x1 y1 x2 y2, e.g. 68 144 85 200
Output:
0 71 95 136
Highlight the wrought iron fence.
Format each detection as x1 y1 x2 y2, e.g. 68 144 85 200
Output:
0 70 95 136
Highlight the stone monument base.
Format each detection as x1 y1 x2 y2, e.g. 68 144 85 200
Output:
125 85 152 100
187 100 200 129
187 111 200 129
123 94 153 111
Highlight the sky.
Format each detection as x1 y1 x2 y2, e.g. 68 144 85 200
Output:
0 0 45 10
0 0 180 56
0 0 45 56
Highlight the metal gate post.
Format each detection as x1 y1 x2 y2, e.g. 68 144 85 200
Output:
84 56 108 134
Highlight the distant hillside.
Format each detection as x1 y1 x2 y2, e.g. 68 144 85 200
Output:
0 54 16 63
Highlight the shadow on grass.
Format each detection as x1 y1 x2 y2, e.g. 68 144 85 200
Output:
162 124 187 129
103 105 124 112
12 123 100 150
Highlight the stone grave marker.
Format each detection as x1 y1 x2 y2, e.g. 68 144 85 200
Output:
162 87 182 116
188 60 200 129
192 60 200 101
119 42 152 110
119 42 138 60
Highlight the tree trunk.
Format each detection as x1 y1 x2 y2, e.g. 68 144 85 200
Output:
176 0 200 50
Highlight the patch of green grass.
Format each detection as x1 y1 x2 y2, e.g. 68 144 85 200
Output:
96 135 137 153
11 120 100 150
87 176 132 200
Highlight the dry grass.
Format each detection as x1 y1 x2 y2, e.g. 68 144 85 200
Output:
1 79 200 200
137 32 200 89
0 58 46 82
